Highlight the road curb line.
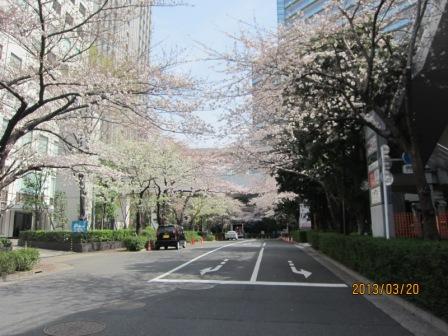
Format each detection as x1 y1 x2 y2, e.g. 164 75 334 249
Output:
303 247 448 336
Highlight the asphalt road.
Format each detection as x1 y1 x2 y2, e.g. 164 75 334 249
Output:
0 240 413 336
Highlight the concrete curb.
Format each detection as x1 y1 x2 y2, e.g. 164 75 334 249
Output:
301 245 448 336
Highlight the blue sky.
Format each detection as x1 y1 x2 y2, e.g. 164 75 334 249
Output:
152 0 277 147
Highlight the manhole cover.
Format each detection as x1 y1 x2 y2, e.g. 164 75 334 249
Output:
44 321 106 336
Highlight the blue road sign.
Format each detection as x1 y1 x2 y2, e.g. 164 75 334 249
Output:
402 152 412 165
71 220 88 233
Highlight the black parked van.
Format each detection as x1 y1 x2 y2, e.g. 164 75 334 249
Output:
155 225 187 250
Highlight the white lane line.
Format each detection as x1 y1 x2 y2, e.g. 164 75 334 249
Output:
250 242 266 283
148 241 248 283
294 245 305 250
150 278 347 288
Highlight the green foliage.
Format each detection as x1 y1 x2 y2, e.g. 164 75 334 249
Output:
204 233 215 241
0 249 40 274
0 252 16 274
141 227 156 241
185 231 202 242
312 232 448 322
123 236 146 251
19 230 135 244
291 230 308 243
13 249 40 271
0 237 12 251
308 231 320 250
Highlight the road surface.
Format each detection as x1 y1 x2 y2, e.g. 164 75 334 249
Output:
0 240 412 336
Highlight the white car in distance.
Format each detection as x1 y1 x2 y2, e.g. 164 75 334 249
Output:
225 230 238 240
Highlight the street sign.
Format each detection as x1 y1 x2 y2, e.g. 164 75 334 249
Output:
383 171 394 186
71 220 88 233
402 152 412 165
402 164 414 174
366 136 378 156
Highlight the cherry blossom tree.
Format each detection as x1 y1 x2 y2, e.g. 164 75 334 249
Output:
214 0 444 239
0 0 205 193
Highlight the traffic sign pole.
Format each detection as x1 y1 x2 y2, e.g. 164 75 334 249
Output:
381 145 390 239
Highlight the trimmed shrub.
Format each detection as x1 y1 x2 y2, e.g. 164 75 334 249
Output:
0 249 40 274
204 234 215 241
19 230 135 244
0 252 16 274
311 232 448 322
185 231 202 242
123 236 146 251
308 230 320 249
142 227 156 241
291 230 308 243
13 249 40 271
0 237 12 251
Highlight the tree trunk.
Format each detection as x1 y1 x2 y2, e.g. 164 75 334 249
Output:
78 173 87 221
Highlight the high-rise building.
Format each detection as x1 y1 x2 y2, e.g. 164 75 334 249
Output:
277 0 416 31
98 3 152 67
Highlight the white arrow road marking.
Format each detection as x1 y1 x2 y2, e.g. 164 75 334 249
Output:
200 259 229 276
288 260 312 279
148 240 249 283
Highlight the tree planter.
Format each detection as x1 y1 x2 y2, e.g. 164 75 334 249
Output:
18 240 124 252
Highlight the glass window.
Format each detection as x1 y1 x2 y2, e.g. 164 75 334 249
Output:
0 118 8 135
38 135 49 154
79 3 86 16
53 0 61 14
10 53 22 69
65 13 74 26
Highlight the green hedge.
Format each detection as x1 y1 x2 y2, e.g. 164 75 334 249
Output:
0 236 12 251
291 230 308 243
19 230 136 243
0 249 40 275
123 236 146 251
185 231 202 242
310 232 448 322
141 227 156 241
204 234 215 241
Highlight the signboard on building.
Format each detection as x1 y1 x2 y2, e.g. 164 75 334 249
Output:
366 136 378 156
368 169 380 188
71 220 88 233
299 204 312 229
370 186 382 206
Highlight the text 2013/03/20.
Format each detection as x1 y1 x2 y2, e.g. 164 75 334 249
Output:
352 282 420 295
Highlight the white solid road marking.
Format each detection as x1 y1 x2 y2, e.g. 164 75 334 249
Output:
250 242 266 283
200 259 229 276
148 241 247 283
288 260 312 279
150 278 347 288
295 245 305 250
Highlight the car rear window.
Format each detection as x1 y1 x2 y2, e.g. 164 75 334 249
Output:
158 226 175 234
